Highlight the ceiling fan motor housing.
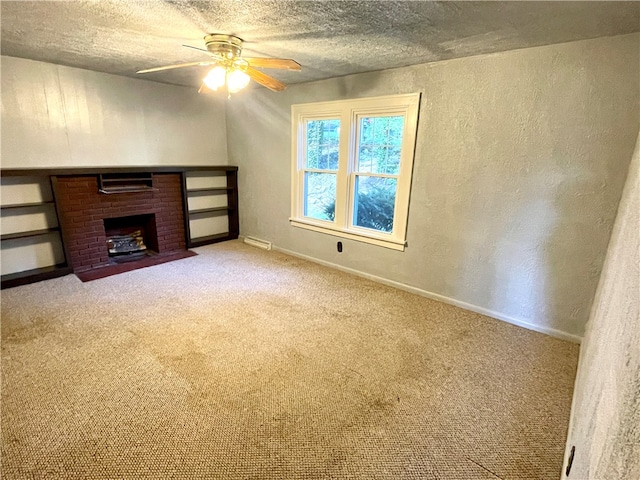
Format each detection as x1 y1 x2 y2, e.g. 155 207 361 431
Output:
204 34 244 59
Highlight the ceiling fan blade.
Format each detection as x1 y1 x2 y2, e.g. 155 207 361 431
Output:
137 61 215 74
244 57 301 71
182 44 209 54
245 66 287 92
182 44 224 60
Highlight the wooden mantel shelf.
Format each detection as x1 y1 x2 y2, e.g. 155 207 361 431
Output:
1 166 237 176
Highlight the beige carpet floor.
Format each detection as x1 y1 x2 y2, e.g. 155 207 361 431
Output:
1 241 579 479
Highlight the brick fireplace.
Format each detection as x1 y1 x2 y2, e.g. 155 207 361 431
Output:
54 174 186 273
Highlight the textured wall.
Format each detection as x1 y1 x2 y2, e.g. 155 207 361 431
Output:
226 33 640 340
562 130 640 479
1 56 228 167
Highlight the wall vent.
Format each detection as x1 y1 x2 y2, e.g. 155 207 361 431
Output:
244 236 272 250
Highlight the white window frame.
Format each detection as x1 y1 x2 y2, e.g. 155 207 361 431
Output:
290 93 420 251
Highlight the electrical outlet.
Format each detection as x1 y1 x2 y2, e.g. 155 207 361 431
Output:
337 241 343 253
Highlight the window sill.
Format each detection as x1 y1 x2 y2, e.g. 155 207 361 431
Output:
290 218 406 251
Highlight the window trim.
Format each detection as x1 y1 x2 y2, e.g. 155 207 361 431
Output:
290 93 421 251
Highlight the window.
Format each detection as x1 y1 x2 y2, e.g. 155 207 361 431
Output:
291 94 420 251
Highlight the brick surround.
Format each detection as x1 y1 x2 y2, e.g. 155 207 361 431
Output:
55 174 186 272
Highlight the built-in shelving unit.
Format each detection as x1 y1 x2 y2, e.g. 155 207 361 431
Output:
0 175 70 288
182 168 239 248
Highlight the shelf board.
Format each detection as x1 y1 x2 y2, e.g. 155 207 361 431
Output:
189 232 238 248
188 206 231 215
186 187 232 195
1 227 60 241
1 201 55 210
1 264 72 289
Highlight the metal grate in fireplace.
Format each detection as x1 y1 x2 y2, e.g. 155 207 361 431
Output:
103 214 158 264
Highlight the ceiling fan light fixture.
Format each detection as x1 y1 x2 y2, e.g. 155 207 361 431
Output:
138 33 298 93
227 69 251 93
203 65 226 90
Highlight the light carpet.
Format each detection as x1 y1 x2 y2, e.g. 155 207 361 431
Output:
1 240 579 479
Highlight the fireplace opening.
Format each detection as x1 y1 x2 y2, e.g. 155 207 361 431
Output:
103 214 158 264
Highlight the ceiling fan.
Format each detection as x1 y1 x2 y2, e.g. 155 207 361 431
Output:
136 34 301 94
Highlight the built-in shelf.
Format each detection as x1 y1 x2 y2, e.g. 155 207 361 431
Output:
1 264 73 289
190 232 235 248
1 227 60 242
182 168 239 249
186 187 232 194
188 207 232 215
1 201 55 210
0 174 68 289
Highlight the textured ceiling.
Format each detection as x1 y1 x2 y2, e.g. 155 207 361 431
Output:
2 1 639 89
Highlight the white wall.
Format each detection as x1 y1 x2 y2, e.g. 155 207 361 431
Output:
226 33 640 340
562 129 640 479
1 56 228 167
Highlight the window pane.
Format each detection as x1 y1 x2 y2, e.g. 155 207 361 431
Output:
386 146 402 175
306 119 340 170
304 172 336 221
357 116 404 174
353 176 397 233
388 116 404 146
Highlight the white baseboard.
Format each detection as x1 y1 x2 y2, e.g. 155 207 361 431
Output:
272 245 583 344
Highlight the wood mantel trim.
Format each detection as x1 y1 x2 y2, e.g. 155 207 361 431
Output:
1 166 237 176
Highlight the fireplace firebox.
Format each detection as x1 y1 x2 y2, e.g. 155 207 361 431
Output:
103 214 158 263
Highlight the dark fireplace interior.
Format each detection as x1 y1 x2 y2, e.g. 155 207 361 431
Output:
104 214 158 264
